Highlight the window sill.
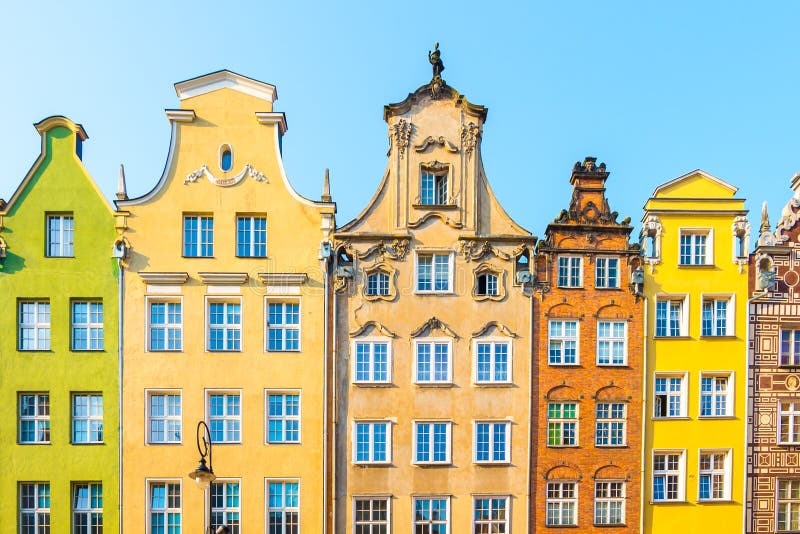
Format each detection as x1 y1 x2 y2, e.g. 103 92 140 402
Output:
473 382 515 388
596 363 629 368
267 441 301 446
353 462 392 467
650 500 687 505
548 363 581 367
414 291 455 296
71 442 105 446
594 286 623 291
677 264 715 268
555 286 584 290
697 415 736 420
18 442 51 446
653 335 691 340
697 499 732 504
147 442 183 446
45 255 75 259
182 256 216 259
652 416 690 421
266 350 301 353
212 442 242 445
415 382 454 388
235 255 269 259
474 461 511 466
147 350 184 353
547 444 579 448
413 462 453 467
17 350 52 353
595 444 629 449
699 335 737 340
593 524 627 528
353 382 394 388
544 524 579 528
412 203 458 210
71 349 106 353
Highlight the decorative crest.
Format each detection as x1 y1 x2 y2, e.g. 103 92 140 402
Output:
390 119 412 158
410 316 458 339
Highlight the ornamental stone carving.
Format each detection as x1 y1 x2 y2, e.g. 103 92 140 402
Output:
460 122 480 158
184 164 269 186
390 119 412 159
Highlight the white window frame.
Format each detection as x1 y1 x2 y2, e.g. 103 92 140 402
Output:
548 320 579 366
146 479 182 534
353 420 392 465
546 481 578 526
70 300 104 351
777 479 800 532
595 256 620 288
365 271 390 296
18 300 50 351
547 402 578 447
594 480 625 526
352 338 392 385
654 294 689 337
265 479 300 534
779 401 800 445
265 298 301 352
596 320 627 366
414 251 454 294
699 372 734 418
19 482 51 533
653 372 688 418
183 214 214 257
700 294 735 337
652 449 686 502
72 482 103 533
71 393 103 444
46 213 74 257
475 272 499 296
473 495 510 533
780 329 800 367
265 390 301 444
473 420 511 464
473 338 512 385
412 496 450 533
414 338 453 385
557 255 583 288
146 390 182 445
206 297 242 352
698 449 732 502
18 393 50 444
413 420 452 465
420 170 449 205
146 297 183 352
678 228 713 266
236 214 267 258
352 496 391 533
206 390 242 444
211 479 241 533
595 402 626 447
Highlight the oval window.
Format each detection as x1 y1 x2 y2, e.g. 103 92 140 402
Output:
220 146 233 172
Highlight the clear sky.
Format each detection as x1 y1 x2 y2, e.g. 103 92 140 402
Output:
1 1 798 238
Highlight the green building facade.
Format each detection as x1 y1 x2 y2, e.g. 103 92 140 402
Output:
0 116 120 533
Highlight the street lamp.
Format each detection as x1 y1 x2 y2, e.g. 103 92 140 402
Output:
188 421 231 534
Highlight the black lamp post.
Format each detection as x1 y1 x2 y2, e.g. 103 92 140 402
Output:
188 421 231 534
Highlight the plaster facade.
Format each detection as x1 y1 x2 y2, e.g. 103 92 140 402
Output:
0 116 120 533
642 171 749 533
333 72 535 533
116 71 335 534
531 157 643 532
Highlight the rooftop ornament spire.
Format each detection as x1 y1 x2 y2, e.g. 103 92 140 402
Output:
116 164 128 201
321 168 332 203
761 201 771 235
428 42 447 98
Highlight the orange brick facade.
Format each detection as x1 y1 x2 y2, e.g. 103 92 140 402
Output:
531 158 644 532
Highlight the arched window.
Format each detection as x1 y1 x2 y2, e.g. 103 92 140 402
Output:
220 145 233 172
476 273 498 296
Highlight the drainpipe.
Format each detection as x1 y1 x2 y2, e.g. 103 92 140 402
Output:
743 288 768 532
116 254 124 534
320 241 333 533
639 296 647 534
525 285 533 532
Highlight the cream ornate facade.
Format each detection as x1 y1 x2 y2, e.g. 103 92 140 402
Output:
333 69 535 532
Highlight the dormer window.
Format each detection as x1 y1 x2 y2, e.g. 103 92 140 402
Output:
421 171 448 205
220 144 233 172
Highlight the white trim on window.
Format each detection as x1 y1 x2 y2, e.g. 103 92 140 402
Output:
548 319 580 366
264 479 300 534
145 297 184 352
412 495 450 532
205 389 243 444
353 496 392 533
18 392 50 444
700 293 735 337
19 482 51 533
779 400 800 445
210 478 242 533
595 402 626 447
414 251 454 294
472 337 513 385
205 296 243 352
352 338 393 385
413 338 453 385
557 255 583 288
235 214 267 258
594 480 625 526
412 420 453 465
654 294 689 337
595 256 620 288
473 495 510 533
71 393 104 444
698 371 734 418
473 420 511 464
352 420 393 465
697 449 732 502
545 481 578 526
678 227 714 266
46 213 74 257
777 479 800 532
653 372 689 418
265 297 302 352
145 389 183 445
145 478 182 534
652 449 687 502
18 300 51 351
265 390 301 445
596 320 627 366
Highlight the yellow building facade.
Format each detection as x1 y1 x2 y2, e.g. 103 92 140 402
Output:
116 71 334 533
332 66 535 532
641 170 749 532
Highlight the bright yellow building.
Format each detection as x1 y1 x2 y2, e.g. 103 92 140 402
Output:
116 71 335 533
641 170 749 532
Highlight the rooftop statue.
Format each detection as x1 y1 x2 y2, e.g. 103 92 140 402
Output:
429 42 445 78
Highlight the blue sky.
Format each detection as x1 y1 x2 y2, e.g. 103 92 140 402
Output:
1 1 798 237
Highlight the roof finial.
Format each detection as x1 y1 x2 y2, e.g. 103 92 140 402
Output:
761 201 771 234
321 168 332 203
116 164 128 201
